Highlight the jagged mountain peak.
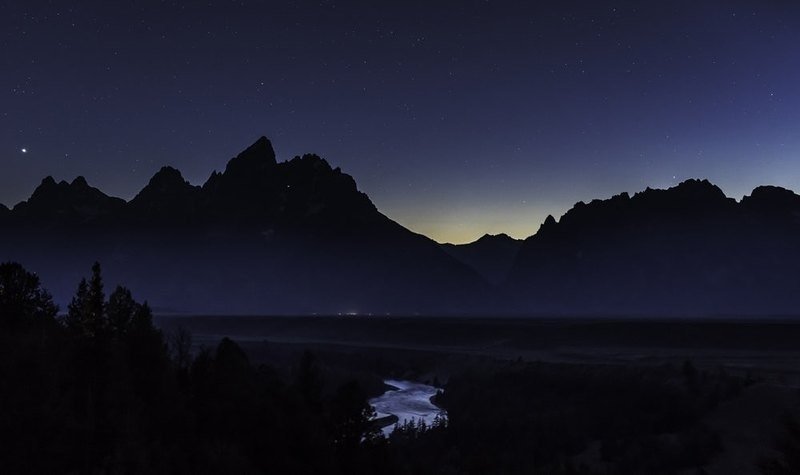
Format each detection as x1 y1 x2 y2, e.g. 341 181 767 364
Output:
193 138 372 227
141 166 193 192
130 166 198 205
281 154 353 188
199 137 280 211
222 136 277 178
71 176 89 189
671 178 724 196
10 174 124 224
539 214 557 230
633 178 729 205
151 165 185 181
29 176 66 198
39 176 58 188
25 175 105 203
126 166 200 224
287 153 330 167
551 179 734 235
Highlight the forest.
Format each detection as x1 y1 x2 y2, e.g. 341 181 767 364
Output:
1 261 798 474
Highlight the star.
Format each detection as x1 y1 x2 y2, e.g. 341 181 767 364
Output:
20 148 27 153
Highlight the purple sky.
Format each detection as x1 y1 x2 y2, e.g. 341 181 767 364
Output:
3 0 800 242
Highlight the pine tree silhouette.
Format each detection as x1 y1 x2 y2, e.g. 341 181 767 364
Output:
0 261 57 329
107 285 136 337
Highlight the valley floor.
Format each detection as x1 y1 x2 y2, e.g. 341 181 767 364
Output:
158 315 800 474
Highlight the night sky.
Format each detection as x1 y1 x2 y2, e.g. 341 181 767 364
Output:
2 1 800 243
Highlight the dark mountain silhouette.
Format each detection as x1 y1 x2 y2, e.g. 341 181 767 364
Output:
441 234 523 285
9 176 126 228
741 185 800 217
126 166 201 225
0 137 489 315
4 142 800 317
507 179 800 316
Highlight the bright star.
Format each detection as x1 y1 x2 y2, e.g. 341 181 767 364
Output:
20 148 27 153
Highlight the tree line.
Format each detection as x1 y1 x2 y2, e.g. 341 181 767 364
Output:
1 261 796 474
0 261 389 473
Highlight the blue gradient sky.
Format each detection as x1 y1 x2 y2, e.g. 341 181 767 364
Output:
2 1 799 243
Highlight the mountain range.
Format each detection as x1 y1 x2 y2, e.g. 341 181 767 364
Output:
2 137 800 316
0 137 488 315
508 179 800 316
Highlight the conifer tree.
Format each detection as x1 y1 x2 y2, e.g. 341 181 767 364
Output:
107 285 136 337
65 263 110 338
65 278 89 334
84 261 106 337
0 262 57 329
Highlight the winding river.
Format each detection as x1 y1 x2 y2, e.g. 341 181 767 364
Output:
369 379 446 436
